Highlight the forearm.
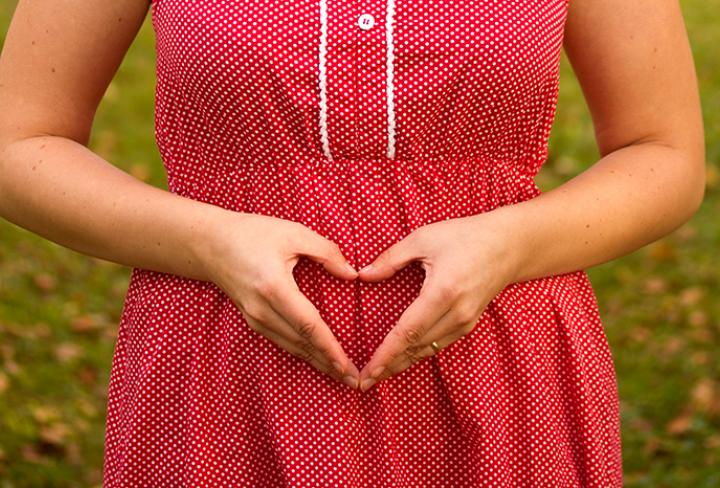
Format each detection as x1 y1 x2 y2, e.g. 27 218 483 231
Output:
494 141 706 284
0 134 228 283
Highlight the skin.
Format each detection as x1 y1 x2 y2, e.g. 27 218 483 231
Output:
356 0 706 390
0 0 362 388
0 0 706 395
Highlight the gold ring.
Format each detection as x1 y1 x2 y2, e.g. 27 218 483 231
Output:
430 341 442 354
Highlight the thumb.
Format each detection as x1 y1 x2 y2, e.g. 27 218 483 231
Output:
293 228 358 281
358 236 420 282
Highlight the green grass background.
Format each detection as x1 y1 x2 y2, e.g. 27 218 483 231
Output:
0 1 718 486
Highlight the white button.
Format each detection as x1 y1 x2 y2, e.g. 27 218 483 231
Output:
358 13 375 31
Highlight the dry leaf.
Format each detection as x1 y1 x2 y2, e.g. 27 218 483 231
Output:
705 435 720 450
0 371 8 394
65 442 83 464
666 407 693 435
629 326 651 343
691 378 718 415
39 423 70 446
643 277 667 294
32 273 57 292
70 314 103 334
662 337 684 355
78 367 98 386
31 405 60 424
642 436 661 457
690 351 711 366
54 342 82 362
679 286 704 306
21 444 45 463
688 310 708 328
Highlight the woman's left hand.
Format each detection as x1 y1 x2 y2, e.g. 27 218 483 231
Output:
355 211 525 392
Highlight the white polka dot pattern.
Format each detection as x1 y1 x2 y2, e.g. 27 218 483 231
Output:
103 0 623 486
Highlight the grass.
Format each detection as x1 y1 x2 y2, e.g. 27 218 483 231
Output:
0 0 718 486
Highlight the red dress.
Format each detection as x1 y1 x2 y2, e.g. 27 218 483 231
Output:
103 0 623 486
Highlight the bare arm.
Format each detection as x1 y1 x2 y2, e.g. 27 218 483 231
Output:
0 0 223 282
0 0 363 384
497 0 706 283
352 0 706 387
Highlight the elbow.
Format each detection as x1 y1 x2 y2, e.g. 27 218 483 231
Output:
687 163 706 219
649 131 707 225
0 139 12 219
0 137 10 203
679 141 707 224
689 132 708 210
0 134 30 217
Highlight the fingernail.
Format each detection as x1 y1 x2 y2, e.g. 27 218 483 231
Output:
343 375 359 389
360 264 373 273
344 262 358 275
360 377 376 391
332 361 345 375
370 366 385 379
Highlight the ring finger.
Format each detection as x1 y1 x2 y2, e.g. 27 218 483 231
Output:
377 309 480 381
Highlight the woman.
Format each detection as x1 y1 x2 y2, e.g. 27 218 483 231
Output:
0 0 705 486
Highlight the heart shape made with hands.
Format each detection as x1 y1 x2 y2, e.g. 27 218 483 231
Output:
315 214 516 394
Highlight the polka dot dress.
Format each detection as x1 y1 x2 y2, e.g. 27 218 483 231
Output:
102 0 624 486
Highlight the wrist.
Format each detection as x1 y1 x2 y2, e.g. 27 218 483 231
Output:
185 203 239 284
481 204 533 286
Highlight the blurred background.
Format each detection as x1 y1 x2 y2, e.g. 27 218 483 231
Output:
0 0 718 486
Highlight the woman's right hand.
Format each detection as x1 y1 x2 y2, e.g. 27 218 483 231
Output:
199 210 361 389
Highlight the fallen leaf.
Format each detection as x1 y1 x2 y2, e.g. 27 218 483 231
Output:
31 405 61 424
705 435 720 450
628 326 651 343
0 371 8 394
688 310 708 328
54 342 82 362
690 351 711 366
643 277 667 294
70 314 103 334
39 423 70 446
666 407 694 435
78 366 98 386
65 442 82 464
21 444 45 464
32 273 57 292
679 286 704 306
662 337 684 355
691 378 718 415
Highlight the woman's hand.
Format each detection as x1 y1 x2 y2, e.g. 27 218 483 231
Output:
355 210 524 391
201 210 362 389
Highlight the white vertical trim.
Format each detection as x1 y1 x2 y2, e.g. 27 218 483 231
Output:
319 0 397 161
385 0 397 159
318 0 332 160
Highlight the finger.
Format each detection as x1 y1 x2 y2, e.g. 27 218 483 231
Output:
240 295 350 376
291 225 358 281
243 313 360 389
368 308 454 388
357 232 422 282
376 306 480 385
264 275 359 378
358 281 453 390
